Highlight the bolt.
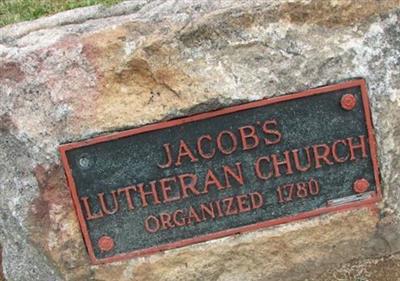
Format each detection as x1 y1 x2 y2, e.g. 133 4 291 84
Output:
353 178 369 193
98 236 115 252
341 94 356 110
79 154 91 169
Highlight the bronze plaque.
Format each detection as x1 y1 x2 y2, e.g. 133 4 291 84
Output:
60 79 381 264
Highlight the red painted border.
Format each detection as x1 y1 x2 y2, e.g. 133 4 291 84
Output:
59 79 382 265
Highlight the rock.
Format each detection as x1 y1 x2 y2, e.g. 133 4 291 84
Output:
0 0 400 280
312 254 400 280
0 244 4 281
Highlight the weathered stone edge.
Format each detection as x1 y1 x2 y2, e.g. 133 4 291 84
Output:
0 0 153 43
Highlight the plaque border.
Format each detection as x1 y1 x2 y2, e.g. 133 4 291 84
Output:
59 79 382 264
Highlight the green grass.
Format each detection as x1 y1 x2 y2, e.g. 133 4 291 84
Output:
0 0 123 27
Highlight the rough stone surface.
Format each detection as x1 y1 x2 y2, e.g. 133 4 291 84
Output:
0 0 400 280
311 254 400 281
0 244 4 281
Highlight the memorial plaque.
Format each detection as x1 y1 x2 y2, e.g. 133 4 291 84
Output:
60 79 381 264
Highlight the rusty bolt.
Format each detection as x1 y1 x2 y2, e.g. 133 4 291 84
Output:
341 94 356 110
98 236 115 252
353 178 369 193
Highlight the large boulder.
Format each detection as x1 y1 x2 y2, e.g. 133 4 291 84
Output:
0 0 399 280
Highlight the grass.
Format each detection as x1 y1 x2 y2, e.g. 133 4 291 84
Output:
0 0 123 27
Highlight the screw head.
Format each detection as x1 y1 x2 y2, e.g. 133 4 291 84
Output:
78 154 93 169
353 178 369 193
98 236 114 252
341 94 356 110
